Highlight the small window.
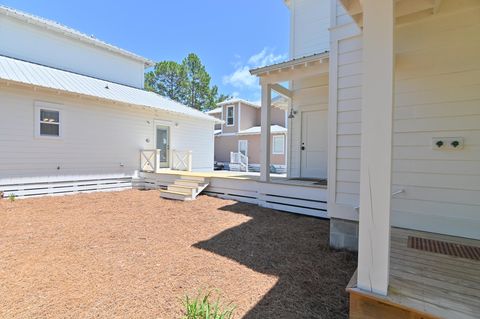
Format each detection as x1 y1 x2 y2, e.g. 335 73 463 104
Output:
35 103 62 138
226 105 234 126
272 135 285 155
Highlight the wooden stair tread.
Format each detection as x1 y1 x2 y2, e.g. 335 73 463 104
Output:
169 185 197 189
160 175 210 201
160 189 188 196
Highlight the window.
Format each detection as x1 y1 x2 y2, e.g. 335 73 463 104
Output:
35 103 62 138
226 105 234 126
272 135 285 154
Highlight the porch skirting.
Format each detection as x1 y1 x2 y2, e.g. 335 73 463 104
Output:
138 171 328 219
0 174 133 198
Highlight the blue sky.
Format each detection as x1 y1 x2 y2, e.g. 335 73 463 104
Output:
2 1 290 102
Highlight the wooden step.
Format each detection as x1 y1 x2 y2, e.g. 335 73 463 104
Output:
167 185 196 196
174 179 206 188
179 175 208 183
160 190 193 201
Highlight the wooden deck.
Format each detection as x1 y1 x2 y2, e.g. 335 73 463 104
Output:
145 169 327 189
137 170 329 218
348 227 480 319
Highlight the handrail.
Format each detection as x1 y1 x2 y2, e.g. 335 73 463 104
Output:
140 149 160 173
230 152 249 172
354 189 405 212
172 149 192 172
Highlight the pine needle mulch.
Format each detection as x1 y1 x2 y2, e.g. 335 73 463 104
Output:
0 190 356 319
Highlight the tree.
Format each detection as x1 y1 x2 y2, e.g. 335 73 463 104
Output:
144 61 187 102
211 85 230 104
145 53 230 111
182 53 215 111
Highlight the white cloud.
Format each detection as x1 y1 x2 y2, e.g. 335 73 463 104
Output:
223 48 287 90
248 48 287 68
222 66 257 89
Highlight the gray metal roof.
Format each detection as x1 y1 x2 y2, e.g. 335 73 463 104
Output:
0 55 219 122
250 51 329 76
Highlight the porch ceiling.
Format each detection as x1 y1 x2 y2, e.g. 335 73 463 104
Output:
250 52 329 84
340 0 444 28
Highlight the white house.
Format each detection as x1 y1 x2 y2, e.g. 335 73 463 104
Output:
0 6 218 198
252 1 480 318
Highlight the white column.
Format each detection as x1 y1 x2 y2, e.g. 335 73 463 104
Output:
260 82 272 182
357 0 395 296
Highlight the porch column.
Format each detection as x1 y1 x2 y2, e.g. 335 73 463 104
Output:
260 82 272 182
357 0 395 296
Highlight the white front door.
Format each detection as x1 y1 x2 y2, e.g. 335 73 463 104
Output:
301 110 328 178
156 125 170 168
238 140 248 156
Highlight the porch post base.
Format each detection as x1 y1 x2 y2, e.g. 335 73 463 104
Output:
329 218 359 252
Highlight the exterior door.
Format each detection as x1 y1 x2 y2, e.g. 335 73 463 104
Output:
238 140 248 156
301 110 328 178
156 125 170 168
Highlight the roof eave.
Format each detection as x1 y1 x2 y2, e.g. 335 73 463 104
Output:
216 99 260 109
250 51 330 76
0 78 218 123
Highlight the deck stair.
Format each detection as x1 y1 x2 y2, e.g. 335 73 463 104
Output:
160 175 209 201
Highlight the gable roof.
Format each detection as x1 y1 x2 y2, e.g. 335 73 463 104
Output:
216 99 261 109
237 125 287 135
0 5 154 68
207 107 222 114
0 55 219 122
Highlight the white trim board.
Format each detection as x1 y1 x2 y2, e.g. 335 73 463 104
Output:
1 175 133 198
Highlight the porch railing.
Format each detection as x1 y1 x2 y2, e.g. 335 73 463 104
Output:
172 149 192 172
140 149 160 173
230 152 249 172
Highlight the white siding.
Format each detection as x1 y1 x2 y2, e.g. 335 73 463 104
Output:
391 4 480 239
0 15 145 88
291 0 330 58
330 0 480 239
335 35 362 208
334 1 356 26
0 85 214 181
326 1 364 221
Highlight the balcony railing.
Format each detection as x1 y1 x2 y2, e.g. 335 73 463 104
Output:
172 149 192 172
140 149 160 173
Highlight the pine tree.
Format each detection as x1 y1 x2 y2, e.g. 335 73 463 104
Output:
145 54 230 111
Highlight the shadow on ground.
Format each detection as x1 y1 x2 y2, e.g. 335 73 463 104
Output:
194 202 357 319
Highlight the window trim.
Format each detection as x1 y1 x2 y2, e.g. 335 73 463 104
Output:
272 135 285 155
225 105 235 126
34 102 63 139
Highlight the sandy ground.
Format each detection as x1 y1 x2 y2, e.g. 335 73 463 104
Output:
0 190 356 319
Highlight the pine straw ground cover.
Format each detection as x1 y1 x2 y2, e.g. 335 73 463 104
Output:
0 190 356 319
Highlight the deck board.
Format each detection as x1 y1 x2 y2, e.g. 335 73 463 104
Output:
148 169 327 188
387 228 480 319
